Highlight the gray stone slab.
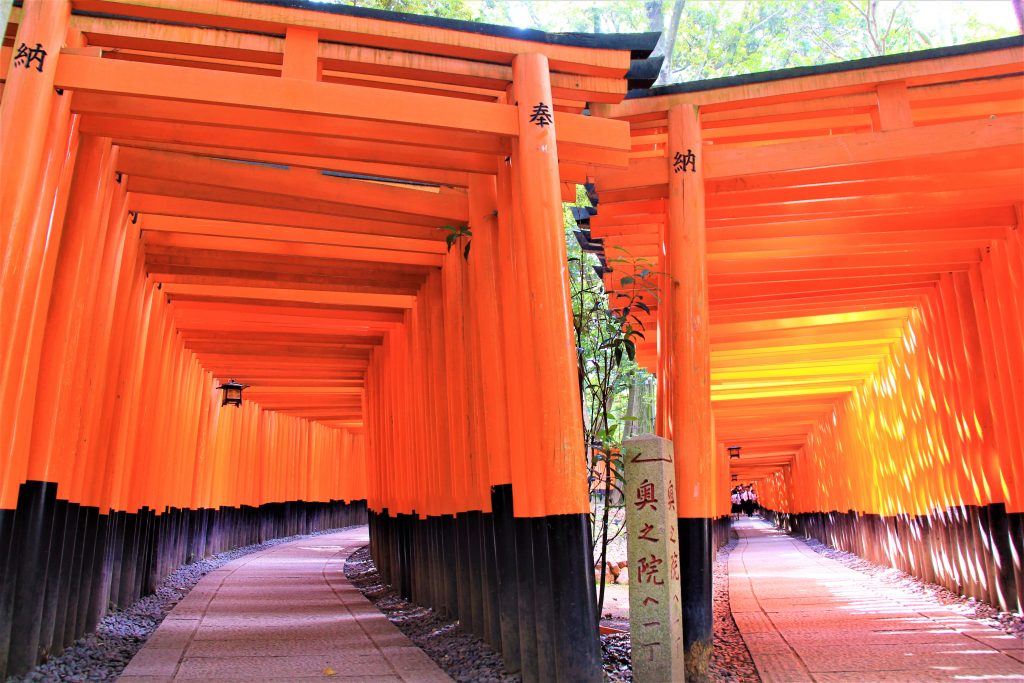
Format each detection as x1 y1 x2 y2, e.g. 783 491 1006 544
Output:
752 652 814 683
121 527 449 682
623 434 685 683
727 518 1024 683
174 654 393 679
120 647 183 677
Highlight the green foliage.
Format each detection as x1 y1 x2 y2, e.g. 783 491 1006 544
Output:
441 224 472 260
565 185 659 619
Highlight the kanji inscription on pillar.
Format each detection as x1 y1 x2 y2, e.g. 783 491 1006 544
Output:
623 434 684 682
13 42 48 72
529 101 553 127
672 149 696 173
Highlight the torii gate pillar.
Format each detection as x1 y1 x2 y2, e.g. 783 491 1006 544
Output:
665 103 713 681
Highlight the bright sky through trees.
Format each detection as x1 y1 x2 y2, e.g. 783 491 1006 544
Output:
324 0 1020 85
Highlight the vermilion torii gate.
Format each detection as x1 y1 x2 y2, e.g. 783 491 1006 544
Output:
589 35 1024 678
0 2 660 680
2 1 1023 681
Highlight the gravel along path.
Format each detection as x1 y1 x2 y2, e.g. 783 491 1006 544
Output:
344 546 515 683
600 534 760 683
7 526 362 683
799 534 1024 640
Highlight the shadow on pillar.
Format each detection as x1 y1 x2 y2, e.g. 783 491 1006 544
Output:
367 484 602 683
765 505 1022 614
0 481 367 678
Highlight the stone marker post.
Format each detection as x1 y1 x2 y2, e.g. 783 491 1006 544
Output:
623 434 685 682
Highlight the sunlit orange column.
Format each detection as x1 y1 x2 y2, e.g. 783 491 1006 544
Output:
666 103 713 681
0 1 72 507
467 175 512 489
510 53 586 517
509 53 600 682
0 0 68 257
23 138 116 495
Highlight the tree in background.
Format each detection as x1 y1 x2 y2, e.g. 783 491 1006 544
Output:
564 188 657 621
328 0 1016 85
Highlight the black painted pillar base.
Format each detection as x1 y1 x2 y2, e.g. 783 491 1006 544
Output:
366 486 602 683
0 507 17 680
7 481 58 678
0 489 366 676
490 485 521 674
679 516 713 683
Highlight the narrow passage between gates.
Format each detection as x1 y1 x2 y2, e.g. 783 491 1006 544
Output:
729 519 1023 682
120 527 450 683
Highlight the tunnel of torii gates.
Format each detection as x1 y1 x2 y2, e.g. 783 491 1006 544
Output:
0 0 1022 679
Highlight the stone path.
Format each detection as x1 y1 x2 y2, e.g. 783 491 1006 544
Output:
118 526 450 682
729 517 1024 682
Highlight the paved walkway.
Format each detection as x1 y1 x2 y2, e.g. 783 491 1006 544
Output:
119 526 450 683
729 518 1024 682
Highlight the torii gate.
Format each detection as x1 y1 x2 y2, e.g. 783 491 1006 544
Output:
590 34 1024 679
0 2 660 680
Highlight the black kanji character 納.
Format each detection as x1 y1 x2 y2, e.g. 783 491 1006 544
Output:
14 42 47 73
673 149 696 173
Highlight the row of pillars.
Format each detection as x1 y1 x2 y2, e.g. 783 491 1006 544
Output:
0 3 725 680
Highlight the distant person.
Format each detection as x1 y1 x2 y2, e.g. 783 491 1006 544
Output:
730 487 742 518
741 486 754 517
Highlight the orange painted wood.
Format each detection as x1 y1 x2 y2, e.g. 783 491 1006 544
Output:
665 104 713 519
510 54 587 517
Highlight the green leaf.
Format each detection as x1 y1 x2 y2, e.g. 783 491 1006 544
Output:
464 240 472 260
620 276 634 286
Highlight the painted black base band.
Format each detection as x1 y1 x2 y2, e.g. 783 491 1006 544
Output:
368 484 602 683
0 480 367 679
769 505 1022 613
678 516 713 681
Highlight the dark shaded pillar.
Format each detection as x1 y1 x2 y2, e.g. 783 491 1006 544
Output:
6 481 58 677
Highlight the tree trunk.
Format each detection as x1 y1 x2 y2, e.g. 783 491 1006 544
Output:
624 375 641 439
648 0 687 85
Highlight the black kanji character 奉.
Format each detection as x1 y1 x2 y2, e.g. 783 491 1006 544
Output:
529 102 553 127
14 42 47 73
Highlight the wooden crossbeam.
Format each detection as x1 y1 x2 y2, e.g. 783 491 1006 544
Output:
70 0 635 77
119 147 469 223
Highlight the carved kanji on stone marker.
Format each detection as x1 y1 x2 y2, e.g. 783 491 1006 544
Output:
624 434 685 682
634 479 658 511
637 554 665 585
